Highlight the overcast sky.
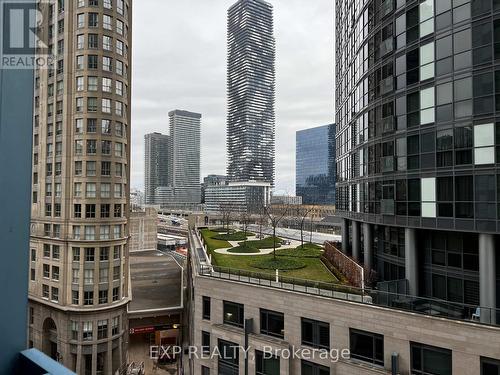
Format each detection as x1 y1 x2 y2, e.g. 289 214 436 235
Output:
131 0 334 194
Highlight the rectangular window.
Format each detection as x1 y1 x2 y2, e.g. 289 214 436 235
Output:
83 321 93 340
202 296 211 320
72 290 79 305
99 290 108 304
85 248 95 262
301 318 330 349
301 360 329 375
349 329 384 366
411 342 451 375
84 291 94 306
201 331 210 355
71 321 79 340
256 351 280 375
97 320 108 339
260 309 284 339
223 301 244 328
218 339 239 375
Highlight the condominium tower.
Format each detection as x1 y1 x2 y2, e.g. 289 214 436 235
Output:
144 132 169 205
29 0 132 373
168 110 201 204
336 0 499 347
226 0 276 185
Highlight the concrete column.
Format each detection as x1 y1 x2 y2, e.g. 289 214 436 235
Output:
363 223 373 271
342 219 349 254
352 221 361 261
479 233 496 324
405 228 418 296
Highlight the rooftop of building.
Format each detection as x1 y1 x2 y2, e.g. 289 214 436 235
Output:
128 250 183 313
168 109 202 119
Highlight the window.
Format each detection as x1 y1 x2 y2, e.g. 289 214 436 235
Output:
116 40 124 55
74 182 82 196
88 12 98 27
201 366 210 375
88 33 98 49
117 19 124 35
223 301 244 327
76 76 84 91
84 291 94 305
260 309 284 338
201 331 210 355
101 203 110 218
103 35 112 51
43 264 50 278
88 76 98 91
102 77 112 92
114 246 121 259
52 266 59 281
116 60 124 75
99 268 108 283
43 244 51 258
86 97 97 112
112 287 120 301
77 34 84 49
103 14 112 29
115 101 123 116
83 322 93 340
86 183 96 198
102 98 111 113
112 316 120 335
114 204 122 218
301 318 329 349
99 290 108 304
73 248 80 262
98 320 108 339
86 204 96 219
77 13 84 28
101 225 110 240
114 183 123 198
76 97 83 112
349 329 384 366
301 360 329 375
72 290 79 305
73 226 81 240
72 269 79 284
114 225 122 238
102 119 112 134
115 163 123 177
84 269 94 285
411 342 451 375
101 183 111 198
42 284 49 299
51 287 59 302
115 142 123 157
104 0 112 9
103 56 112 71
85 248 95 262
218 340 239 375
88 55 98 69
71 321 79 340
474 123 495 165
113 266 120 280
256 351 280 375
52 246 60 259
117 0 124 14
31 249 36 262
116 80 123 96
482 357 500 375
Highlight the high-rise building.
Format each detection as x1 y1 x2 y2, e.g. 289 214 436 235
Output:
28 0 132 373
296 124 336 205
201 174 227 203
335 0 499 326
204 181 271 214
168 110 201 204
144 132 169 204
226 0 275 185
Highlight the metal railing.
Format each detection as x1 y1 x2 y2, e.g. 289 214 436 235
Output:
190 229 500 327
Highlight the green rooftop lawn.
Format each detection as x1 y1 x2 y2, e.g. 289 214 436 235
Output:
200 229 338 283
238 236 282 249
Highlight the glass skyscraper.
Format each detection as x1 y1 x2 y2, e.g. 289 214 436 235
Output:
296 124 336 205
336 0 499 325
226 0 276 185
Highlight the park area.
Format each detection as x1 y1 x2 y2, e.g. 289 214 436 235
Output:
199 228 344 283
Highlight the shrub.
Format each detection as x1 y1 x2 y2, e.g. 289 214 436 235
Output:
213 231 253 241
227 245 261 254
252 258 306 270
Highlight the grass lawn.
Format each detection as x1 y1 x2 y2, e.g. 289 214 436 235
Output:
239 236 282 249
276 243 323 258
199 229 338 283
213 231 254 241
200 229 231 251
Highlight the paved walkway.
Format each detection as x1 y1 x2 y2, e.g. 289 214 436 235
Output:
214 235 304 256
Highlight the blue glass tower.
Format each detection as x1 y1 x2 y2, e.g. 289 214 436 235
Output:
295 124 336 205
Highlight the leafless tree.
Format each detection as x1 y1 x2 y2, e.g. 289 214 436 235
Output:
239 211 251 246
264 204 290 260
257 205 267 239
218 202 235 234
294 206 315 249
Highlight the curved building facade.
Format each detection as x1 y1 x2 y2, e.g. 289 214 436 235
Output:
29 0 132 373
336 0 499 322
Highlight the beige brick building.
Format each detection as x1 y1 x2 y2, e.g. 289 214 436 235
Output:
129 207 158 252
189 229 500 375
28 0 132 373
